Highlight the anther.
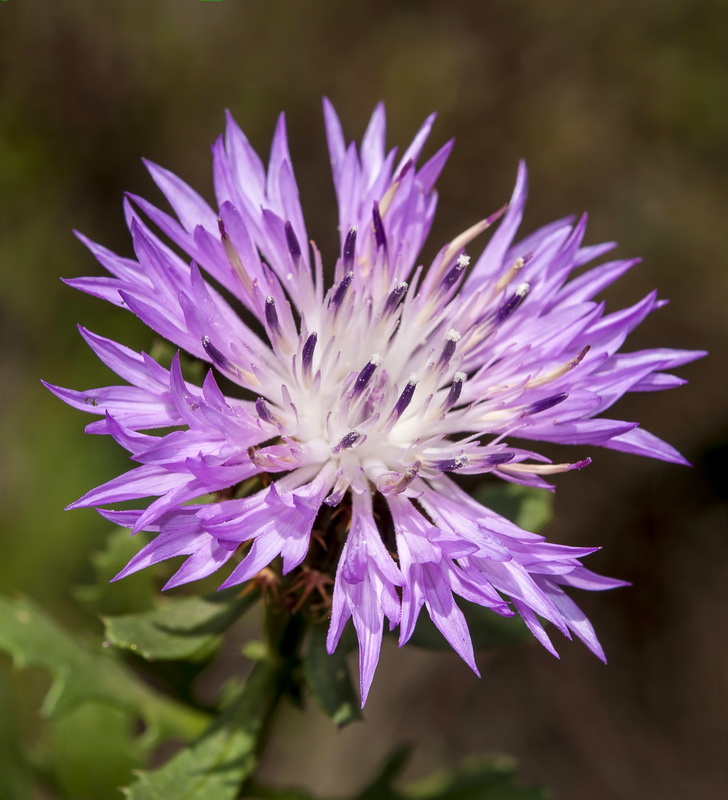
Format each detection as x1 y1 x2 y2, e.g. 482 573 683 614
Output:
496 282 530 324
439 329 461 367
392 378 418 420
331 271 354 311
351 354 382 398
383 281 408 315
485 452 516 466
439 257 468 294
372 202 387 251
218 218 251 292
284 221 302 263
255 397 276 424
343 226 358 271
443 371 465 411
434 455 469 472
529 392 568 415
333 430 363 453
265 295 282 339
302 332 317 376
202 336 235 373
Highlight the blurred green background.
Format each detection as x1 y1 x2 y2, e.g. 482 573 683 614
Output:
0 1 726 798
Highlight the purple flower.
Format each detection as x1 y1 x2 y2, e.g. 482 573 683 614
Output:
46 101 704 704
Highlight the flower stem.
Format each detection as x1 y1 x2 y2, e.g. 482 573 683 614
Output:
239 602 308 794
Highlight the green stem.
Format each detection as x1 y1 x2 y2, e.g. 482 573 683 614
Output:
238 603 309 795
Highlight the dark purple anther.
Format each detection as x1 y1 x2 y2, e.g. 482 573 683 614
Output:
383 281 408 315
439 331 460 367
284 221 302 262
255 397 276 424
397 159 413 179
439 259 467 293
372 202 387 251
265 295 282 339
496 282 529 324
336 430 362 451
202 336 234 373
391 379 417 420
302 332 317 375
352 356 381 398
434 455 468 472
343 227 358 271
486 451 516 466
443 372 464 411
331 271 354 311
217 218 228 241
529 392 568 415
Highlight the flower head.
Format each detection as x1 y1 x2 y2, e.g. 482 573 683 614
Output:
47 101 703 704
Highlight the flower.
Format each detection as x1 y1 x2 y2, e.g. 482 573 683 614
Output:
46 101 704 704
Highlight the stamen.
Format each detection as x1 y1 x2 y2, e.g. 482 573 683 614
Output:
495 253 532 292
332 430 364 453
496 282 530 324
485 451 516 465
439 254 469 293
439 207 506 275
331 271 354 311
343 226 358 271
503 457 592 476
255 397 277 424
434 455 469 472
284 221 302 263
443 371 466 411
525 345 590 389
383 281 408 315
392 378 418 419
372 202 387 251
201 336 235 373
351 354 382 398
218 218 252 293
439 329 461 367
377 461 420 495
302 332 317 376
529 392 568 414
265 295 282 340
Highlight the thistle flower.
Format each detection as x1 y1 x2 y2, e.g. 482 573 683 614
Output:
46 101 703 704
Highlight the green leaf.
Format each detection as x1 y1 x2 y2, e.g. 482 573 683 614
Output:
303 621 362 728
123 657 282 800
103 586 260 662
474 483 554 533
75 528 157 617
405 754 547 800
0 676 32 800
48 703 140 800
0 596 208 751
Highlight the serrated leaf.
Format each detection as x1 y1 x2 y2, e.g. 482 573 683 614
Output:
103 586 260 662
475 483 554 533
405 597 529 652
48 703 139 800
0 596 208 751
123 658 282 800
75 528 157 617
303 621 362 728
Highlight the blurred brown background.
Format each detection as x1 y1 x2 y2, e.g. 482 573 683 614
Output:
0 1 726 798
